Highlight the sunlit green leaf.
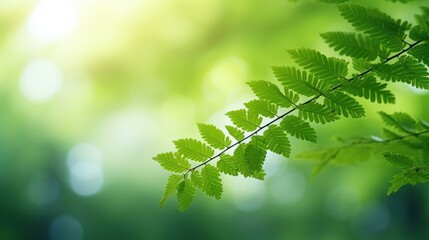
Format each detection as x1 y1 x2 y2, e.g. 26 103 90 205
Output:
197 123 231 150
174 138 214 162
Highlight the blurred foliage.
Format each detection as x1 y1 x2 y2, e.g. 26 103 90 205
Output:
1 0 429 239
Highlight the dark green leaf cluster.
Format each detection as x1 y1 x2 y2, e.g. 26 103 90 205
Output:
154 3 429 211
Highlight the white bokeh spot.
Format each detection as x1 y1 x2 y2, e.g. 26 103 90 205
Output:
27 0 78 43
20 59 63 103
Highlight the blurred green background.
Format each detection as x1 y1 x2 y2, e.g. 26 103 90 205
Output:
1 0 429 239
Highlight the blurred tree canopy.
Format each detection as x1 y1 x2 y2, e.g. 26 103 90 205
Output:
1 0 429 240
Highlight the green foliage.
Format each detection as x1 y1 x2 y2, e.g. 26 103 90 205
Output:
201 165 223 199
384 152 429 195
297 112 429 193
323 91 365 118
379 111 418 134
197 123 231 150
217 154 239 176
272 66 328 96
176 178 195 212
339 76 395 104
288 48 348 84
226 109 262 132
244 136 268 173
225 125 245 141
280 116 317 143
374 56 429 89
338 4 410 52
244 99 278 118
153 152 191 173
408 43 429 66
247 80 298 108
320 32 380 60
174 138 214 162
160 174 182 207
297 102 339 124
155 3 429 211
263 125 291 157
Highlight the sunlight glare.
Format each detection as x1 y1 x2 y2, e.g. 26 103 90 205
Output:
27 0 78 43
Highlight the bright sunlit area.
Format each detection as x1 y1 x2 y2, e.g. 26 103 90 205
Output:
1 0 429 239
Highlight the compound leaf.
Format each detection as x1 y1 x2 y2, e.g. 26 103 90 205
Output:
280 116 317 143
201 165 223 199
321 32 380 60
340 76 395 104
176 178 196 212
217 154 239 176
174 138 214 162
244 99 278 118
153 152 191 173
244 136 267 173
226 109 262 132
263 125 291 157
197 123 231 150
338 4 409 52
298 102 340 124
247 80 296 108
288 48 348 84
225 125 245 141
324 91 365 118
272 66 327 96
374 56 429 89
160 174 183 207
379 111 417 134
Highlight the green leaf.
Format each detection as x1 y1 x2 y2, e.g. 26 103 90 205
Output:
298 102 340 124
321 32 380 60
174 138 214 162
287 48 348 83
272 66 327 97
340 76 395 104
225 125 245 141
408 43 429 67
338 4 409 52
160 174 183 207
233 144 250 176
352 58 372 72
383 152 414 170
244 99 278 118
379 111 417 134
244 136 267 173
176 178 195 212
217 154 239 176
409 25 428 42
153 152 191 173
201 165 223 199
324 91 365 118
233 144 267 179
197 123 231 150
226 109 262 132
262 125 291 157
387 173 409 195
284 88 300 104
374 56 429 89
247 80 296 108
280 116 317 143
191 170 203 188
